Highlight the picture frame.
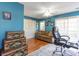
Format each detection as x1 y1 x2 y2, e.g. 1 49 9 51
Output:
45 20 54 26
45 20 50 26
50 22 54 26
3 12 11 20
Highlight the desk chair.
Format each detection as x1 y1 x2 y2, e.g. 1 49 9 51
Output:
52 27 70 55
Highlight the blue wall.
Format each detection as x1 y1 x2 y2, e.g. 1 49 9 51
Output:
0 2 24 48
45 17 55 32
45 11 79 32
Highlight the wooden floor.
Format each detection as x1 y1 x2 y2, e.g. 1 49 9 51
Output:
27 39 49 53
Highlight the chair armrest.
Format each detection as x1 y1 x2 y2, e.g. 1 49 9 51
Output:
60 38 68 43
60 35 70 41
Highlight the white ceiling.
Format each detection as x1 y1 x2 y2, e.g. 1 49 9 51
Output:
20 2 79 19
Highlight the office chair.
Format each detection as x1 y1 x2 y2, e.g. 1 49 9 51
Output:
52 27 70 55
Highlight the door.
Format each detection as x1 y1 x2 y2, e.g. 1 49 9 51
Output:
24 19 36 40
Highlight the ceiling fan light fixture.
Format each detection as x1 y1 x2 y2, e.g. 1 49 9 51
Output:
43 11 51 17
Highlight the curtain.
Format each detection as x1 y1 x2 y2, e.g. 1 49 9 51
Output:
55 16 79 43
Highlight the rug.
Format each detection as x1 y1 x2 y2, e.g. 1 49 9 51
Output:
28 44 63 56
28 44 79 56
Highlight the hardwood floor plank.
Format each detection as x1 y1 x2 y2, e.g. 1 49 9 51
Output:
27 39 49 53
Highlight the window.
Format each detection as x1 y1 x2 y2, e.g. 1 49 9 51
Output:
40 21 45 31
55 16 79 43
55 18 68 35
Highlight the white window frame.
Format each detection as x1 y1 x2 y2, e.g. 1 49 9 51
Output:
40 21 45 31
